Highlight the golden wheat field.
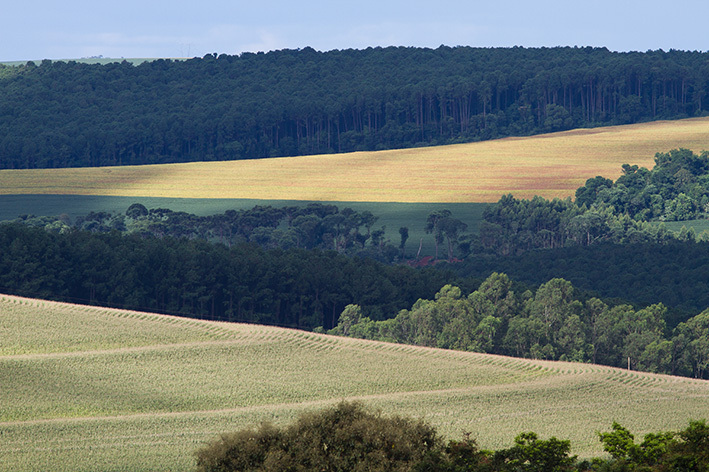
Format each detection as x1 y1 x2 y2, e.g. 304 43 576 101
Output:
1 294 708 471
1 118 708 203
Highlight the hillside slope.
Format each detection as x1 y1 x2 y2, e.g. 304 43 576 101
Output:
2 118 708 203
1 294 708 471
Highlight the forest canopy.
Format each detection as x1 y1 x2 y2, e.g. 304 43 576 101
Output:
1 46 708 169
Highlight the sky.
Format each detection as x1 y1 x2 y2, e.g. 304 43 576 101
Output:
3 0 709 62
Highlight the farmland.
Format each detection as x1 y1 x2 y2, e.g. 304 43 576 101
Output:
2 295 708 471
1 117 709 204
2 117 708 256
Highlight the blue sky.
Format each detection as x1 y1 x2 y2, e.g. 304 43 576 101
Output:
3 0 708 61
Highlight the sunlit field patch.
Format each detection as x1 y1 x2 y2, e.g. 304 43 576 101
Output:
2 295 708 471
1 117 708 203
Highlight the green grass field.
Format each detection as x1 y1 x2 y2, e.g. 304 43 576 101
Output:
2 295 708 471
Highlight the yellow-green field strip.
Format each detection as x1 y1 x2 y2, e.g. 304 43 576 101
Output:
2 118 709 203
1 294 708 471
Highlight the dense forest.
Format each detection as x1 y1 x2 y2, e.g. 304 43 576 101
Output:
575 149 709 221
0 222 462 330
10 193 709 323
1 47 709 168
196 401 709 472
457 241 709 327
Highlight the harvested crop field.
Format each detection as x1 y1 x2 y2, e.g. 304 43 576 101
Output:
2 118 708 203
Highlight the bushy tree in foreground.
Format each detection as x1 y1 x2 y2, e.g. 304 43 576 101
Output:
194 402 441 472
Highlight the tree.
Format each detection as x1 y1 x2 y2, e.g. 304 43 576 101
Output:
557 314 588 362
398 226 409 257
194 401 441 472
438 216 468 261
675 310 709 379
125 202 148 219
527 278 581 350
425 209 451 260
473 315 502 353
621 303 667 371
598 422 676 470
332 304 363 336
599 422 638 462
493 432 576 472
666 420 709 471
543 103 573 132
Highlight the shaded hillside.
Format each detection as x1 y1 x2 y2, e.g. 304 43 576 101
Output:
1 46 708 169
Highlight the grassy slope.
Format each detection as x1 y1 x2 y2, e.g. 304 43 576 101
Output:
2 295 708 471
1 117 709 203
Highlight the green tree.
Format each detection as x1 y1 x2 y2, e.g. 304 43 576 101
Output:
598 422 675 470
125 202 149 219
398 226 409 257
621 303 666 371
425 209 451 260
599 422 638 462
494 431 576 472
527 278 581 350
438 216 468 261
675 310 709 378
665 420 709 471
332 304 363 336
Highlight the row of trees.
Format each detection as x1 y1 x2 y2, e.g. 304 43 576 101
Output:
2 47 709 169
330 273 709 379
479 194 685 255
14 202 474 263
196 401 709 472
10 197 709 323
86 202 396 258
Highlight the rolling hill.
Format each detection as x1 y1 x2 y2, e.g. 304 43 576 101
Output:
1 117 709 203
2 294 708 471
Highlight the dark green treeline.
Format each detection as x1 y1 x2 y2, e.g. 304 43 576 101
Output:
2 46 708 169
0 222 457 330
